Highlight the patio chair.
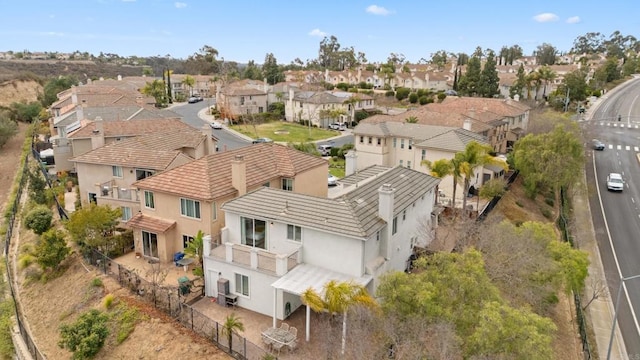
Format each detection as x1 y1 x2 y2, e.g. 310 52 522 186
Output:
272 341 285 355
280 322 290 331
290 326 297 338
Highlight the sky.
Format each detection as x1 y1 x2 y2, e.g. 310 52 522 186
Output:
1 0 639 65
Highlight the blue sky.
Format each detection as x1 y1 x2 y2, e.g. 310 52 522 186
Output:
1 0 638 64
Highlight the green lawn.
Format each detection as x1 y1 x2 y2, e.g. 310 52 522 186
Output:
229 122 339 142
329 157 345 178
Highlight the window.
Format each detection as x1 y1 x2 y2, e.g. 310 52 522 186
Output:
400 139 405 149
182 235 194 249
121 207 132 221
88 192 97 204
393 138 397 148
368 137 372 144
144 191 155 209
403 210 407 221
408 140 413 150
212 201 217 221
142 231 158 258
136 169 155 181
258 106 264 113
377 138 381 145
240 96 245 105
392 217 398 235
359 136 364 144
399 160 403 167
282 178 293 191
376 231 380 241
235 273 249 296
407 161 411 169
241 217 266 249
112 165 123 177
287 224 302 242
180 198 201 219
421 149 426 160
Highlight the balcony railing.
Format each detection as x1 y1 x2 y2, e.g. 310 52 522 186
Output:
208 241 299 276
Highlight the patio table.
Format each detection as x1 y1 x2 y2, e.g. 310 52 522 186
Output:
261 327 296 349
176 257 194 272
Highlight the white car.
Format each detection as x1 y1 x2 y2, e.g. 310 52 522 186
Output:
607 173 624 191
328 173 338 186
210 121 223 129
329 123 346 131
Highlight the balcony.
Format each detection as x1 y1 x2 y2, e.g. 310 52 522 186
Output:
207 239 299 276
98 181 138 202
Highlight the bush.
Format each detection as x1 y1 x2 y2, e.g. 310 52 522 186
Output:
58 309 109 359
385 90 395 97
408 93 419 103
515 200 524 207
437 93 447 101
91 278 103 288
544 198 555 207
24 205 53 235
395 87 411 101
35 229 70 271
541 208 553 219
418 96 431 105
102 294 115 309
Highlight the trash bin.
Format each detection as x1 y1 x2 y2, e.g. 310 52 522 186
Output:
178 276 191 295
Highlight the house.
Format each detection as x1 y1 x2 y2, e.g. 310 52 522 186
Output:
70 127 217 223
55 117 190 173
203 166 440 340
127 143 328 264
284 89 375 128
216 79 268 119
351 121 500 208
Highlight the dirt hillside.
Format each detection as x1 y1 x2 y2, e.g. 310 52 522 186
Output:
0 80 42 107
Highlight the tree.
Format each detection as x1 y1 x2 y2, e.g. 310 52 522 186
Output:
182 75 195 95
534 43 557 65
478 50 499 98
0 116 18 149
183 230 204 276
526 71 541 100
421 158 453 204
64 204 121 254
262 53 284 84
35 229 70 271
453 141 507 211
141 79 167 107
478 177 506 199
39 76 77 107
537 65 557 98
556 68 590 105
571 32 606 54
24 205 53 235
594 57 622 85
220 313 244 355
58 309 109 359
430 50 449 70
510 64 527 99
512 121 583 197
301 280 377 355
457 55 481 96
9 101 43 123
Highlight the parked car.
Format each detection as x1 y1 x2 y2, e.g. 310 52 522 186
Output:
210 121 223 129
194 94 203 102
607 172 624 191
328 173 338 186
592 139 605 151
252 137 273 144
318 144 333 156
329 123 346 131
188 96 199 104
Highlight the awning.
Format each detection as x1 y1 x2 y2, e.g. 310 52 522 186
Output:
126 213 176 233
271 263 373 296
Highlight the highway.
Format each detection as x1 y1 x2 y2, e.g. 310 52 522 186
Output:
584 77 640 357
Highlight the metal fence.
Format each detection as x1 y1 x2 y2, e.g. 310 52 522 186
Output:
3 132 47 359
476 170 519 221
87 249 273 360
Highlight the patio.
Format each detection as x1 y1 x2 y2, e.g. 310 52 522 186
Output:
110 251 202 291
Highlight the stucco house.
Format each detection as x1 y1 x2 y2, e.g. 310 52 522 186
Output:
350 121 500 208
127 143 328 264
70 126 217 223
284 89 375 128
203 165 440 340
216 79 268 120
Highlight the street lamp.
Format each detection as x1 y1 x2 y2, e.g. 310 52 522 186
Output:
607 273 640 360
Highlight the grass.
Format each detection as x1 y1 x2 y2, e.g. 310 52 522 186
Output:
229 121 339 142
329 157 345 178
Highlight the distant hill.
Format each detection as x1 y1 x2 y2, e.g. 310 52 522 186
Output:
0 60 144 83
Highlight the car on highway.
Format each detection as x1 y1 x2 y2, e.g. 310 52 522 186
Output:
592 139 605 151
210 121 223 129
607 172 624 191
252 137 273 144
328 173 338 186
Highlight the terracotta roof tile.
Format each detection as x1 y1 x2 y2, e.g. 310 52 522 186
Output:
134 143 327 201
69 118 192 139
127 213 176 233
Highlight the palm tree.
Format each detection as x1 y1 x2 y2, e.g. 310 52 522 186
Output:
537 66 557 99
221 313 244 355
526 71 541 101
405 116 418 123
421 158 453 204
184 230 204 276
454 141 508 211
183 75 196 96
301 280 377 355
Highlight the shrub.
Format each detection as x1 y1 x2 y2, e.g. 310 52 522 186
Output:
24 205 53 235
58 309 109 359
34 229 70 271
408 93 419 103
102 294 115 309
91 278 103 288
544 198 554 207
515 200 524 207
385 90 395 97
395 87 411 101
437 93 447 101
541 208 552 219
418 96 430 105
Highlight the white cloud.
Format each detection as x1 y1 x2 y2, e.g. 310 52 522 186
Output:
533 13 559 22
566 16 580 24
175 2 187 8
308 28 327 37
366 5 391 16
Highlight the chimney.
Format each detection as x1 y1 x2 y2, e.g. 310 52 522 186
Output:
463 118 472 131
201 125 216 156
231 156 247 196
378 183 395 223
345 150 357 176
71 92 78 105
90 117 105 149
76 105 85 121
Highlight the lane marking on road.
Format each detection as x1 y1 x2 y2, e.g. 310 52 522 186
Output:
626 146 631 151
593 154 640 339
617 145 622 150
635 147 639 152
